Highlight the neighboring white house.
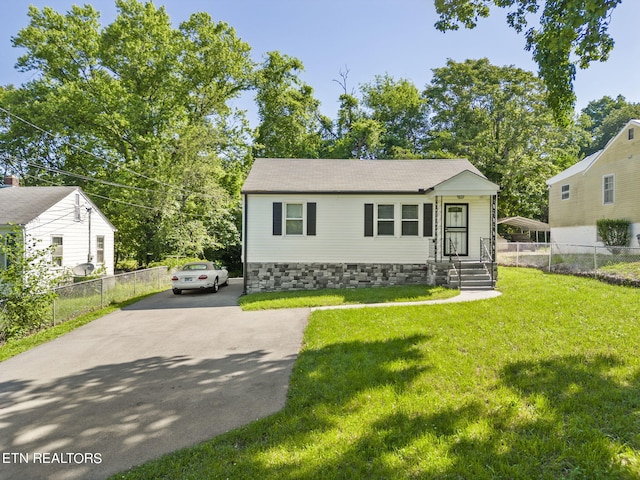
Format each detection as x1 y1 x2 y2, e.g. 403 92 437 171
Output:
546 119 640 245
0 176 116 276
241 158 499 293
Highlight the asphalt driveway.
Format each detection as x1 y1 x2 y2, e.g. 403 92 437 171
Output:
0 279 310 480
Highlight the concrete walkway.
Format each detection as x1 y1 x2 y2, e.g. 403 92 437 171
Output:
312 288 502 311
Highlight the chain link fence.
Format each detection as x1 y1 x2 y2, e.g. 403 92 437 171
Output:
497 242 640 273
52 266 170 324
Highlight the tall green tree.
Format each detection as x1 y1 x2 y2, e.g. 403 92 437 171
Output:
424 58 579 219
434 0 622 125
1 0 254 264
578 95 640 156
253 51 322 158
361 74 428 158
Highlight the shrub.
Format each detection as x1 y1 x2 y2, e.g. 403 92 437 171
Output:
0 227 58 342
596 218 630 252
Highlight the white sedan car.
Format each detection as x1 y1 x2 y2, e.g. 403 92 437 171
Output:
171 261 229 295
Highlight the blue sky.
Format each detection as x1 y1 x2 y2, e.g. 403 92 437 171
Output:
1 0 638 123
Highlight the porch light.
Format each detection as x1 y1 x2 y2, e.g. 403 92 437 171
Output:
457 195 465 199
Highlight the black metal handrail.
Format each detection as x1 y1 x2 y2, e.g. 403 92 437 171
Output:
480 237 495 287
449 238 462 289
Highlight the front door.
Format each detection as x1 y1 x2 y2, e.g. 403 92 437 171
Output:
444 204 468 256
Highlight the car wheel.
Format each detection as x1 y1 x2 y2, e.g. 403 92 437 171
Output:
211 278 219 293
173 288 182 295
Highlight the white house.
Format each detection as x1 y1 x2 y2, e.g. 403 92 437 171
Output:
0 176 116 276
546 119 640 245
241 158 499 293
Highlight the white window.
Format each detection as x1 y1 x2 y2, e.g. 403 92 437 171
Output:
561 184 570 200
0 235 9 270
52 236 63 266
285 203 303 235
96 236 105 263
74 193 82 221
401 204 419 236
603 175 614 204
629 128 634 140
377 204 395 236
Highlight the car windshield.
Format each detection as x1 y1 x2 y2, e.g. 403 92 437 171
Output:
182 263 208 271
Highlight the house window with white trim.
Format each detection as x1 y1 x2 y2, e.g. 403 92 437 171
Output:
74 193 82 221
51 236 63 267
96 236 105 263
561 184 570 200
377 204 395 236
629 128 634 140
603 174 614 204
285 203 304 235
401 204 419 236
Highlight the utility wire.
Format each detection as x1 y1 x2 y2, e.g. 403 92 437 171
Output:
0 105 223 200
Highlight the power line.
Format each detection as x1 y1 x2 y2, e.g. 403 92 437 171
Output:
20 168 222 220
0 105 223 200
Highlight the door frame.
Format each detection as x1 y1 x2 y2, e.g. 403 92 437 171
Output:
443 203 469 256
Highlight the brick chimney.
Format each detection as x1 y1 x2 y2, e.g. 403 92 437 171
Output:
3 175 19 187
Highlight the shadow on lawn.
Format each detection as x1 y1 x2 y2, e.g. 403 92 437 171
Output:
226 352 640 479
337 353 640 479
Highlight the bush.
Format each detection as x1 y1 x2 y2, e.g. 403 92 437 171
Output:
596 218 630 251
115 259 139 272
0 227 58 342
151 257 201 272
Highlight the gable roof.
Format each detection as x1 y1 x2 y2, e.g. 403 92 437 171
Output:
0 186 116 231
242 158 492 194
0 186 80 225
547 119 640 186
546 150 602 186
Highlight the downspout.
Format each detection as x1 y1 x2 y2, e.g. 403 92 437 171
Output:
87 207 92 263
243 193 248 294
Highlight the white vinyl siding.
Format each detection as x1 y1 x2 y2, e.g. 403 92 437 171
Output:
245 194 494 263
21 190 115 275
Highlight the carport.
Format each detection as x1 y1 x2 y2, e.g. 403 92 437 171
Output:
498 216 550 242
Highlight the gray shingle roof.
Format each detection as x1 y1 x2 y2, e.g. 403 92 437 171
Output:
242 158 486 194
0 186 79 225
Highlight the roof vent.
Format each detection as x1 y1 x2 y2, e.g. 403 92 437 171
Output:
3 175 19 187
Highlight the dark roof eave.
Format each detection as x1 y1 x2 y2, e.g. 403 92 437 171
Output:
241 189 435 195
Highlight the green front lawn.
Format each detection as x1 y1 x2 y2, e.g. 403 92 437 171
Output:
239 284 458 310
114 267 640 479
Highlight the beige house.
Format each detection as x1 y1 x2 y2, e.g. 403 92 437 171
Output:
546 119 640 246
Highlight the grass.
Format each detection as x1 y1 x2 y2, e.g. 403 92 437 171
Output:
598 261 640 280
239 284 458 310
0 291 163 362
113 267 640 479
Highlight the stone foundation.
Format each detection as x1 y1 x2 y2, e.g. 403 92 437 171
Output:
245 262 431 293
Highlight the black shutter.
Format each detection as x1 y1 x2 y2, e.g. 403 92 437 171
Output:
272 202 282 236
307 202 316 236
423 203 433 237
364 203 374 237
